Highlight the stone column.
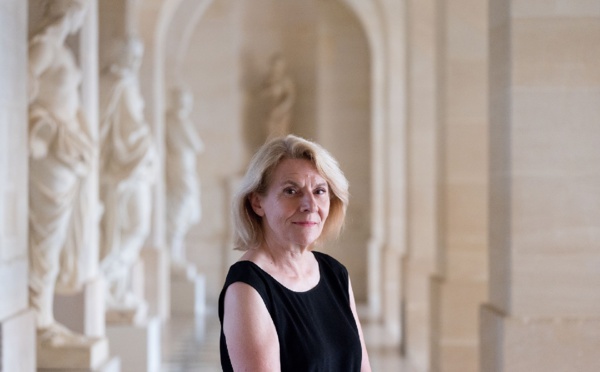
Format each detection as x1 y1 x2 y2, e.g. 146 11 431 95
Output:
430 0 489 371
482 2 600 371
405 0 439 369
137 0 171 321
0 1 35 371
381 0 407 348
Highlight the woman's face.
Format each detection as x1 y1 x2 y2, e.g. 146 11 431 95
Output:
251 158 330 249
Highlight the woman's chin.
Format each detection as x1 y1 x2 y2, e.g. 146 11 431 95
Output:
290 236 320 249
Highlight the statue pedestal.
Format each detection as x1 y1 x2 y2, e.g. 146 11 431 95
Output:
106 304 148 325
47 277 118 371
1 309 36 372
88 357 121 372
140 247 170 320
55 276 106 337
106 316 161 372
37 335 109 371
170 265 206 316
38 356 121 372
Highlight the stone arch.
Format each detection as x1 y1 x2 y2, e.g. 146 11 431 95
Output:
339 0 388 325
163 0 214 87
339 0 407 345
159 0 406 344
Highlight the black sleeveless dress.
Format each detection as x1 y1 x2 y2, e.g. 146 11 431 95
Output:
218 251 362 372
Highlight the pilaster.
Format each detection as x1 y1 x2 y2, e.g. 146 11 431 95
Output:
481 306 600 372
430 0 490 371
483 1 600 371
405 0 440 369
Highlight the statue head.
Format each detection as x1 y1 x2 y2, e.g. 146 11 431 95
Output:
113 35 145 73
44 0 88 33
170 86 193 114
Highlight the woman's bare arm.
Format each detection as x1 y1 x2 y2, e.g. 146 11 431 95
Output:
223 282 280 371
348 279 372 372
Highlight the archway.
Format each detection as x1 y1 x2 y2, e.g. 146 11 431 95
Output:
156 0 406 346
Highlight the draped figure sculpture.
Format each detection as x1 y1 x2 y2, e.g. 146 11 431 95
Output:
165 87 204 277
262 54 296 139
28 0 95 346
99 36 157 321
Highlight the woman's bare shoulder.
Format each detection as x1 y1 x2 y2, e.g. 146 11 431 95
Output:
223 280 280 370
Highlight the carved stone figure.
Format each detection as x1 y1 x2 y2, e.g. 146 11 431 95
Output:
28 0 95 347
99 36 157 321
262 54 296 139
165 87 204 276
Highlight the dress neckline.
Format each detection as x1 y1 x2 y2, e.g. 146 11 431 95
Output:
238 252 322 294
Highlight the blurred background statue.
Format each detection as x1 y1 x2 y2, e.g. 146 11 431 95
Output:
165 86 204 278
99 35 157 322
28 0 95 347
262 54 295 139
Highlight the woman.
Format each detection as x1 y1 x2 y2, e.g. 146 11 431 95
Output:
219 135 371 371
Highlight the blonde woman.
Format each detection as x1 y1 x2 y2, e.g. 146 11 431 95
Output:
219 135 371 371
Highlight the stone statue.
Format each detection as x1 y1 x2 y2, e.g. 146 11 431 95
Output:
99 35 157 321
165 86 204 277
262 54 296 139
28 0 95 346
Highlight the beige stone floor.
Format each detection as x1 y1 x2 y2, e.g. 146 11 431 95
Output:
160 310 411 371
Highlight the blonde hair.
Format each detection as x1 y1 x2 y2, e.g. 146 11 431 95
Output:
233 135 349 250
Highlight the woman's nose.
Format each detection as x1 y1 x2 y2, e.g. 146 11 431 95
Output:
300 193 317 212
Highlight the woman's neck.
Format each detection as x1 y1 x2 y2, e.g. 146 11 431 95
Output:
248 244 319 292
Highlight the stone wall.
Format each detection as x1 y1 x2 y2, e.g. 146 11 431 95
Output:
0 1 36 371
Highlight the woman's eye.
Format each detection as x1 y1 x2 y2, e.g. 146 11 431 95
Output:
315 188 327 195
283 188 297 195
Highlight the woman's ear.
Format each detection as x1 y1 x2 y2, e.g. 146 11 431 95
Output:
249 192 264 217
